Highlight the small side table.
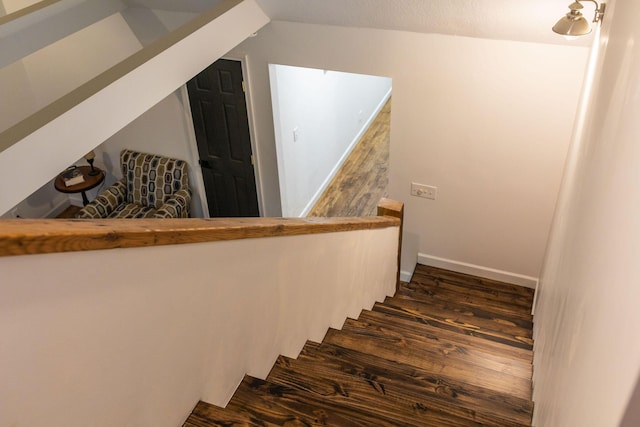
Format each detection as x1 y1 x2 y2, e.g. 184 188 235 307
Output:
54 166 105 206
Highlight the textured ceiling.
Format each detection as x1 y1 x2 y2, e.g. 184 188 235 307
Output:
253 0 593 46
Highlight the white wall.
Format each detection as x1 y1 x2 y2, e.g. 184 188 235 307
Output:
227 21 588 281
0 226 399 427
270 64 391 216
532 0 640 425
91 88 208 218
0 177 68 218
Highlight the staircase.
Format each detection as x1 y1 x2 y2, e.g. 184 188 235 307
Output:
185 264 534 427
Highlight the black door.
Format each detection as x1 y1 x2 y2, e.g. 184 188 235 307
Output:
187 59 260 217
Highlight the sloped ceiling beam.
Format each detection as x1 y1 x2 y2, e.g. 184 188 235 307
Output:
0 0 127 69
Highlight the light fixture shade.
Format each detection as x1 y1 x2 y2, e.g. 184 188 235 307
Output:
552 13 591 36
552 2 592 37
84 150 96 161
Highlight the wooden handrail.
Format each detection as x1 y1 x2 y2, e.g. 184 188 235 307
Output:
0 200 404 257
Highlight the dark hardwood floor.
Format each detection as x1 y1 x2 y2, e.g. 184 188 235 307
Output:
56 205 82 218
307 99 390 218
184 264 534 426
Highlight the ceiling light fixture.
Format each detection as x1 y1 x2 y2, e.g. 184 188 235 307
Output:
552 0 606 39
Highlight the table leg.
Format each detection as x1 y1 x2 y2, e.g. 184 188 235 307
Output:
81 191 89 206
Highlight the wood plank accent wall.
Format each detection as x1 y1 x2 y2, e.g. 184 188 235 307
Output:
0 200 403 257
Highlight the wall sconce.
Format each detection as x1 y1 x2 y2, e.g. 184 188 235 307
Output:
552 0 606 39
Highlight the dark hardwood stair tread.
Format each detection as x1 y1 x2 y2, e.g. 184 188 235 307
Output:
298 341 533 425
398 281 533 323
345 312 532 377
382 294 533 339
271 353 530 427
228 375 428 427
412 264 535 300
324 325 532 399
267 356 489 427
185 400 266 427
365 304 534 360
407 274 534 313
374 299 533 353
408 274 533 314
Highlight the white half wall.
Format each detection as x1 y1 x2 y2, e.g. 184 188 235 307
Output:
532 0 640 425
269 64 391 217
226 21 588 281
0 226 399 427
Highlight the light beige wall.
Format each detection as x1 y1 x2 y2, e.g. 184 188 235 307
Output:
227 21 588 281
0 60 37 132
21 13 141 111
532 0 640 425
0 227 399 427
1 0 39 14
0 13 142 134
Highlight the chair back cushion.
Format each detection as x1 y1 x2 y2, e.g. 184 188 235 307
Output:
120 150 189 209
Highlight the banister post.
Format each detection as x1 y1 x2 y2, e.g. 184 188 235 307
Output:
377 198 404 292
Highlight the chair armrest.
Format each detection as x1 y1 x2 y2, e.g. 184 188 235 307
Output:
153 188 191 218
76 180 127 218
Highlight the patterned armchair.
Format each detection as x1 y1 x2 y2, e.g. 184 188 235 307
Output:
77 150 191 218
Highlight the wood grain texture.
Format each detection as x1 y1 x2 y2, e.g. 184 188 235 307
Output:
376 198 403 220
297 342 533 426
185 265 534 427
270 355 522 427
56 205 82 218
307 99 390 218
0 215 398 257
378 197 404 291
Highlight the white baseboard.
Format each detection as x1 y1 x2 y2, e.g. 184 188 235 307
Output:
400 269 414 283
417 253 539 289
299 88 393 217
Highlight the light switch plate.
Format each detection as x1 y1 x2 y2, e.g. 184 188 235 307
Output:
411 183 437 200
